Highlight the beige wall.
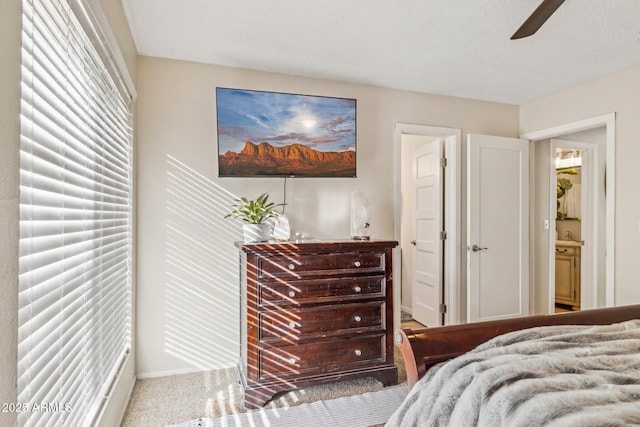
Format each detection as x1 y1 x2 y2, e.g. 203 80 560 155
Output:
0 0 22 425
532 138 551 314
521 66 640 307
135 55 519 376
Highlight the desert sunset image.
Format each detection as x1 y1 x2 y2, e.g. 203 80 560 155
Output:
216 88 356 176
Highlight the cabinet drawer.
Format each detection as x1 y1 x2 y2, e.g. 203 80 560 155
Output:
259 335 385 378
259 276 385 306
259 302 384 341
555 246 579 256
256 252 384 279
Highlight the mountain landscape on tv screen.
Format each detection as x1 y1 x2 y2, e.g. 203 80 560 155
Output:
219 141 356 177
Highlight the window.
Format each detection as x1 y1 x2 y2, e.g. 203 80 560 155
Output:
19 0 133 425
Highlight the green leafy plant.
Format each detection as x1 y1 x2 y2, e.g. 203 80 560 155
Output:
225 193 283 224
556 168 577 219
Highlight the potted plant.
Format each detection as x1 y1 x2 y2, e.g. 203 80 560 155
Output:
225 193 283 242
556 168 577 219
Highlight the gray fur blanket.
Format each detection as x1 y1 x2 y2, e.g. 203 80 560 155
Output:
386 320 640 426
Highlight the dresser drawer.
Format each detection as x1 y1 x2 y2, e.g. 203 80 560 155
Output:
259 302 384 341
256 252 385 279
259 276 385 306
259 335 385 378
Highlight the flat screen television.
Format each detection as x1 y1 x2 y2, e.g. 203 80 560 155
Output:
216 88 356 177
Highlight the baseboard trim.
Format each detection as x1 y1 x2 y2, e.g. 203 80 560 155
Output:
136 365 235 380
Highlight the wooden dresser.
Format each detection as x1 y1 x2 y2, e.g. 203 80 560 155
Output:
238 239 398 408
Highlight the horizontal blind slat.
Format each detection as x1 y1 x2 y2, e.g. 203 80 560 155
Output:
19 229 130 275
20 106 132 179
20 135 132 189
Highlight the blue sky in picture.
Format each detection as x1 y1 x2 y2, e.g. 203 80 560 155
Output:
216 88 356 154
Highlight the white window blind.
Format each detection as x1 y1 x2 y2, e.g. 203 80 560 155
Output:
19 0 133 425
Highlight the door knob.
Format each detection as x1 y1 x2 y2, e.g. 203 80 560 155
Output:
410 240 416 246
471 244 488 252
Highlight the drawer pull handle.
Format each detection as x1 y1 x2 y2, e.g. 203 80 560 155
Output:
288 322 296 329
354 315 362 322
288 263 296 270
354 286 362 293
354 349 362 356
288 358 296 365
354 261 362 267
288 291 295 298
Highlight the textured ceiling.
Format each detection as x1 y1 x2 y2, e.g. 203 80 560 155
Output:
122 0 640 104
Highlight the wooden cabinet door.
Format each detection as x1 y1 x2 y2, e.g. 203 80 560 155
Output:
555 254 575 305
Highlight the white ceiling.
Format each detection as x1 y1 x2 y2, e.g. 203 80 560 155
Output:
122 0 640 105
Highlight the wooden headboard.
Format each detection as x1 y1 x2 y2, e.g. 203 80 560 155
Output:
396 304 640 389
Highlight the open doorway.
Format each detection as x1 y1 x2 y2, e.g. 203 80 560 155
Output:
551 140 599 313
523 113 615 314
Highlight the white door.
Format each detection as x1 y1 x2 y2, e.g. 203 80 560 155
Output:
412 139 443 326
468 134 529 323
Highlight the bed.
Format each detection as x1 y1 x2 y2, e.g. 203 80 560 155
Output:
389 304 640 426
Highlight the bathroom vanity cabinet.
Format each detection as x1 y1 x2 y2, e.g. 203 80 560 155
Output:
555 242 581 310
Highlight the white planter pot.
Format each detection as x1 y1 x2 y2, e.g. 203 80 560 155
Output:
242 223 271 243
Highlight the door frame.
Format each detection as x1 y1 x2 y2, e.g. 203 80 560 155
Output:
549 139 598 313
394 123 461 326
521 113 616 307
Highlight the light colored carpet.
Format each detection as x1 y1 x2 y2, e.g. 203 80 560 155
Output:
166 385 408 427
121 346 407 426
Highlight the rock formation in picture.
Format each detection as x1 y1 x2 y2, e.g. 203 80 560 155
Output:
219 141 356 176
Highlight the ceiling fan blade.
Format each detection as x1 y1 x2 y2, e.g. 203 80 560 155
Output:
511 0 565 40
